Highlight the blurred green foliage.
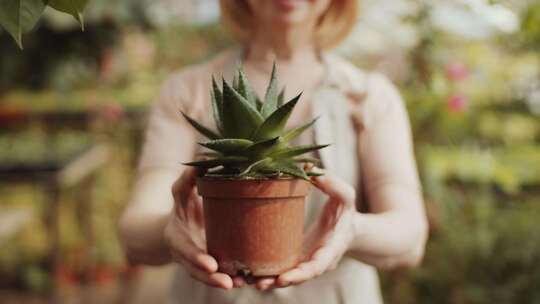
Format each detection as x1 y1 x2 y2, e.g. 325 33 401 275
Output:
0 0 87 48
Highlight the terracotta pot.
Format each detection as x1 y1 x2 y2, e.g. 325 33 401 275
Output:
197 177 310 277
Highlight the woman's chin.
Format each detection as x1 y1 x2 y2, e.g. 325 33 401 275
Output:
272 13 310 28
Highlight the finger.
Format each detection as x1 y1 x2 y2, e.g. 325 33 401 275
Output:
311 173 355 205
277 246 334 286
179 258 233 290
172 167 199 217
170 236 218 273
232 276 246 288
172 167 198 201
319 197 344 230
189 188 205 227
255 277 276 291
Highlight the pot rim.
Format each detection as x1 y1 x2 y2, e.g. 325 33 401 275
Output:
196 176 311 199
197 175 299 181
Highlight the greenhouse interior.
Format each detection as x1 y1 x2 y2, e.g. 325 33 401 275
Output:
0 0 539 303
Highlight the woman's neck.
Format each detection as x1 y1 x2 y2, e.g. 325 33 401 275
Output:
239 24 326 126
243 24 321 72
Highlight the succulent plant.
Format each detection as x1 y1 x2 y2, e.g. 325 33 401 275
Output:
181 64 328 180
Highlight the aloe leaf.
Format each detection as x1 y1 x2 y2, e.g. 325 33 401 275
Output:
205 172 239 178
222 79 264 138
183 156 248 168
48 0 88 29
211 76 224 134
261 63 279 117
271 144 330 159
252 93 301 141
0 0 45 49
266 161 309 180
244 136 281 157
237 68 259 106
307 171 324 177
232 71 239 90
181 111 221 140
197 151 222 158
199 138 253 153
255 95 264 111
258 169 281 178
277 87 286 107
239 157 272 176
281 117 319 143
238 68 265 111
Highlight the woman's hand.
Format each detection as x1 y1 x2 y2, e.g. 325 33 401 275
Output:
164 167 244 290
255 171 357 291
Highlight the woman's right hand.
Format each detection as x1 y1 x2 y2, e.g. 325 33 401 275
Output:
164 167 243 290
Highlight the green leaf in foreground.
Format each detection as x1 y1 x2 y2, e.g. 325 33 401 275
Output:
48 0 88 29
0 0 45 48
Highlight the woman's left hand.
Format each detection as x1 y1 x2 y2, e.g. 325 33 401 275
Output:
255 171 357 291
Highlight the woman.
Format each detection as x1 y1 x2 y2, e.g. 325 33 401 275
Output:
119 0 428 303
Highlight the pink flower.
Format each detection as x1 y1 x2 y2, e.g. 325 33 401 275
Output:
447 94 469 113
445 62 469 81
101 101 125 122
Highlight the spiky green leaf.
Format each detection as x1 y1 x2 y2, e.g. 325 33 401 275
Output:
239 158 272 176
271 144 330 159
265 161 309 180
197 151 222 158
277 87 286 107
281 117 319 143
255 95 264 111
244 137 281 157
183 156 248 168
211 76 224 134
181 111 221 140
252 93 301 141
232 71 239 90
261 63 279 117
307 171 324 177
237 69 248 98
222 79 264 138
198 138 253 153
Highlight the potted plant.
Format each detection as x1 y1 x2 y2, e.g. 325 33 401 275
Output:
181 65 328 277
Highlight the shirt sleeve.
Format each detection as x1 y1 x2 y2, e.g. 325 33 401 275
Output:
137 70 200 173
357 73 422 203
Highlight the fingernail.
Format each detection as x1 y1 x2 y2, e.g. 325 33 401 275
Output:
233 278 245 288
257 282 269 291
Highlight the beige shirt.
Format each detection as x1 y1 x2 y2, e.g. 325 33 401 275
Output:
138 49 421 304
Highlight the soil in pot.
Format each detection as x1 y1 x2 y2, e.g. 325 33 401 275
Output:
197 177 310 277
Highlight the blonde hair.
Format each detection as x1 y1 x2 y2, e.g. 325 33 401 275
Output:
219 0 358 50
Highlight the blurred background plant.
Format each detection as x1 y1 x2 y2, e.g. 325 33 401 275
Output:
0 0 539 303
